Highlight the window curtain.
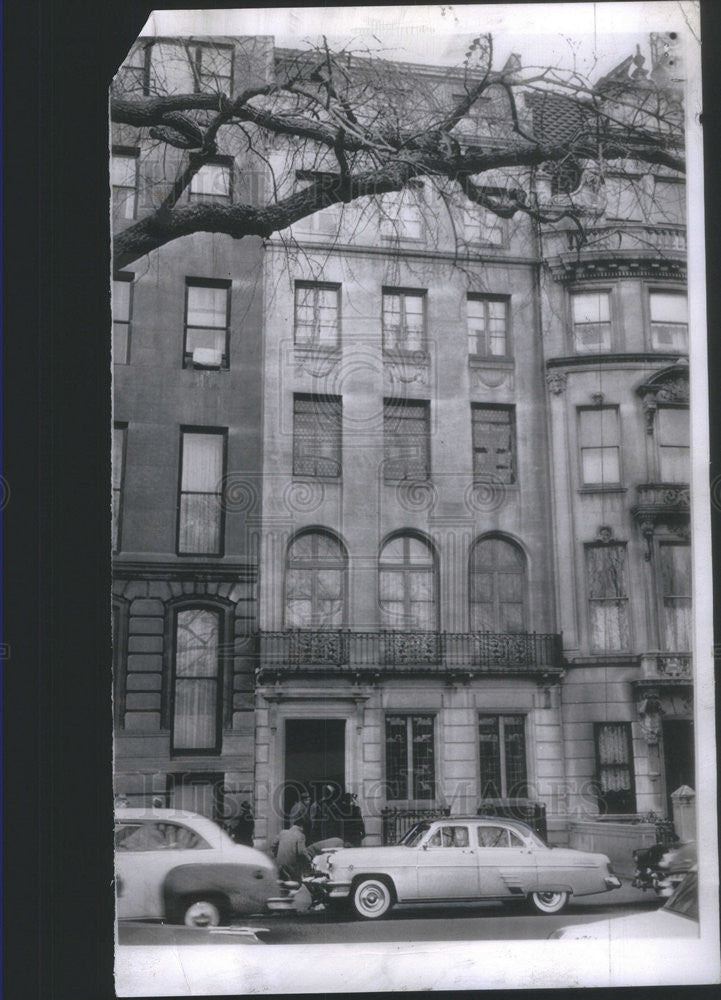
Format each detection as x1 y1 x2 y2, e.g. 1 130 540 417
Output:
179 433 223 553
173 609 220 751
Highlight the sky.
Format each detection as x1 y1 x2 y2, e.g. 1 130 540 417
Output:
139 3 697 80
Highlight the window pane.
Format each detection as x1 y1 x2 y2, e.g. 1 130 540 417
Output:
181 433 224 491
582 447 620 483
503 716 528 796
573 292 610 324
411 715 435 799
111 155 137 187
293 396 342 478
650 293 688 324
478 716 502 797
586 546 629 651
113 279 131 322
187 285 228 328
660 545 692 650
579 408 619 446
173 609 219 751
113 323 129 365
385 716 409 799
383 401 430 480
657 408 689 446
178 494 222 552
596 723 635 813
472 406 515 483
190 163 231 202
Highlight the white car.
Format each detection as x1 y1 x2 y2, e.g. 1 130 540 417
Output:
303 816 621 919
549 869 699 939
115 808 279 927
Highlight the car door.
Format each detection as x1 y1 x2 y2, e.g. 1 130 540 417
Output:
416 824 481 900
115 820 213 919
474 823 538 899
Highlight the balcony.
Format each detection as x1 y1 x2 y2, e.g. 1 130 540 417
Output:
638 651 692 683
634 483 690 515
544 222 686 283
258 630 563 682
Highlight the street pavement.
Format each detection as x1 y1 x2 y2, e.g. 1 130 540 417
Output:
118 878 662 947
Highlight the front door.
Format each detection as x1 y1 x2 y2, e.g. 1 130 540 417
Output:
662 719 695 817
416 823 480 899
474 824 537 898
284 719 345 823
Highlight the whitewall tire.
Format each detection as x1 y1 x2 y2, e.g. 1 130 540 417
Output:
352 878 393 919
529 890 569 915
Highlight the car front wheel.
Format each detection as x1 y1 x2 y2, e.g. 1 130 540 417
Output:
352 878 394 919
528 890 569 915
182 896 225 928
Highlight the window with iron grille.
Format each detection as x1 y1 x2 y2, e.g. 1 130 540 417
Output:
469 537 526 632
285 531 346 627
292 394 342 478
385 714 436 800
578 406 621 485
379 534 437 630
172 607 222 754
656 407 689 481
294 282 340 347
383 399 430 481
113 423 127 553
189 160 232 204
467 296 509 356
184 280 230 369
382 289 426 352
594 722 636 814
177 430 226 555
478 715 528 798
659 543 692 651
571 290 612 353
471 405 515 484
649 292 688 352
585 543 629 651
113 273 133 364
111 148 139 221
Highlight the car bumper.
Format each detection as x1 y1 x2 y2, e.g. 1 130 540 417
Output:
604 875 622 889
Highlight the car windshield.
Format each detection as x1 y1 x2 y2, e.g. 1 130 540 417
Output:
664 871 698 920
399 822 430 846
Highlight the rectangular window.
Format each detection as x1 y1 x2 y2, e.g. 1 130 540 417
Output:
651 178 686 225
463 206 505 246
189 161 232 204
594 722 636 814
585 544 630 651
385 714 435 801
111 148 139 221
578 407 621 485
657 407 690 481
380 187 424 241
467 296 509 357
604 175 644 221
659 543 692 651
478 715 528 799
194 43 233 95
184 280 230 369
650 292 688 351
292 395 342 478
116 43 148 95
471 405 515 484
294 282 340 347
112 273 133 364
177 430 226 555
571 290 612 352
382 289 426 352
383 399 430 481
112 424 127 552
172 608 221 753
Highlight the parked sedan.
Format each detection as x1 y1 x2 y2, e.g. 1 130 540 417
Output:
308 816 621 919
115 808 279 927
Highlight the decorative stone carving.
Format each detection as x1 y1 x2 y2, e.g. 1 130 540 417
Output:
596 525 615 544
546 371 568 395
636 689 666 745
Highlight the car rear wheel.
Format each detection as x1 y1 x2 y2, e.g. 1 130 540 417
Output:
182 896 225 928
529 890 569 915
352 878 394 919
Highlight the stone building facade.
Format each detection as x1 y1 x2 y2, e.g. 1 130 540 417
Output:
111 33 692 846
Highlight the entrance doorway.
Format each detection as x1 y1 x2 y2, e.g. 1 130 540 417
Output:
662 719 695 817
284 719 345 823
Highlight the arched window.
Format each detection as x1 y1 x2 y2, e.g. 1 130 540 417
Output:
379 534 437 629
172 607 222 754
469 537 526 633
285 531 346 627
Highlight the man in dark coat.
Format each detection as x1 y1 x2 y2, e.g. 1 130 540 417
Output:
289 791 312 839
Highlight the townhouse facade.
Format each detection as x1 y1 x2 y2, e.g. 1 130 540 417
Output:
111 32 693 848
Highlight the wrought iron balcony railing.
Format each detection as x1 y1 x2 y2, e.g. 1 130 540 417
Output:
258 630 563 680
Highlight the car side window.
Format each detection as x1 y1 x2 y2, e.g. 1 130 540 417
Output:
115 821 209 851
477 825 510 848
509 831 524 847
427 826 469 848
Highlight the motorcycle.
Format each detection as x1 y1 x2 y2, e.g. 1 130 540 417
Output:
632 839 695 897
